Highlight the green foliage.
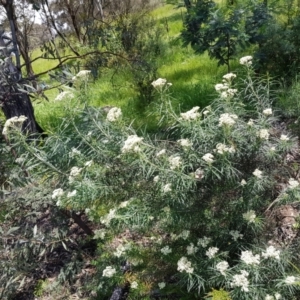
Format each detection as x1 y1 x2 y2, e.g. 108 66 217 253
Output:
181 0 247 70
206 288 232 300
3 57 300 298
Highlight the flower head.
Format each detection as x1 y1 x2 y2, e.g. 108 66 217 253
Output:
52 188 64 199
158 282 166 289
197 236 211 248
230 230 243 241
243 210 256 223
288 178 299 189
107 107 122 122
280 134 289 141
206 247 219 259
186 243 198 255
284 276 297 285
215 143 235 154
70 166 82 177
180 106 200 121
177 257 194 273
258 129 270 140
2 115 28 135
231 270 249 292
223 72 236 82
240 56 253 66
131 281 138 289
151 78 172 91
215 83 229 92
100 209 116 226
177 138 192 148
156 149 166 157
102 266 116 277
253 168 263 178
67 190 77 198
54 91 74 101
169 156 182 169
163 183 172 193
161 245 172 255
202 153 214 163
218 113 238 127
122 135 143 153
241 250 260 265
216 261 229 276
263 108 272 116
72 70 91 81
262 245 280 260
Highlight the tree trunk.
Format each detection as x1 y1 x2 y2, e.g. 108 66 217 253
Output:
0 0 43 135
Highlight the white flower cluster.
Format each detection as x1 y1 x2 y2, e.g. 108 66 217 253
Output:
156 149 166 157
257 129 270 140
131 281 138 289
114 243 131 257
52 188 64 199
85 160 93 167
177 256 194 274
194 168 204 180
69 166 82 182
215 143 235 154
206 247 219 259
67 190 77 198
72 70 91 81
243 210 256 223
158 282 166 289
69 148 81 157
241 179 247 186
223 72 236 82
288 178 299 189
151 78 172 91
179 230 190 240
284 276 298 285
231 270 250 292
177 138 192 148
240 250 260 265
280 134 289 141
197 236 211 248
239 55 253 66
265 293 282 300
215 83 229 92
100 209 116 226
169 156 182 169
186 243 198 255
216 261 229 276
220 88 238 99
93 229 106 239
54 91 75 101
163 183 172 193
161 245 172 255
202 153 214 163
102 266 116 277
263 108 272 116
229 230 243 241
121 135 143 153
262 245 280 260
106 107 122 122
218 113 238 127
253 168 263 178
2 115 27 135
180 106 200 121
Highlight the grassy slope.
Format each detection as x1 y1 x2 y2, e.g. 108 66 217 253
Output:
32 4 229 132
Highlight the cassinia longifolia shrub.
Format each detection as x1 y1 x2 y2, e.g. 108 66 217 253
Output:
3 56 300 299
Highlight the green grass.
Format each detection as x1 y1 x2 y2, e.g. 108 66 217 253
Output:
32 3 229 132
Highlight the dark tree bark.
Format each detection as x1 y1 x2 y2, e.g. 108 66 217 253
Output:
0 0 44 135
